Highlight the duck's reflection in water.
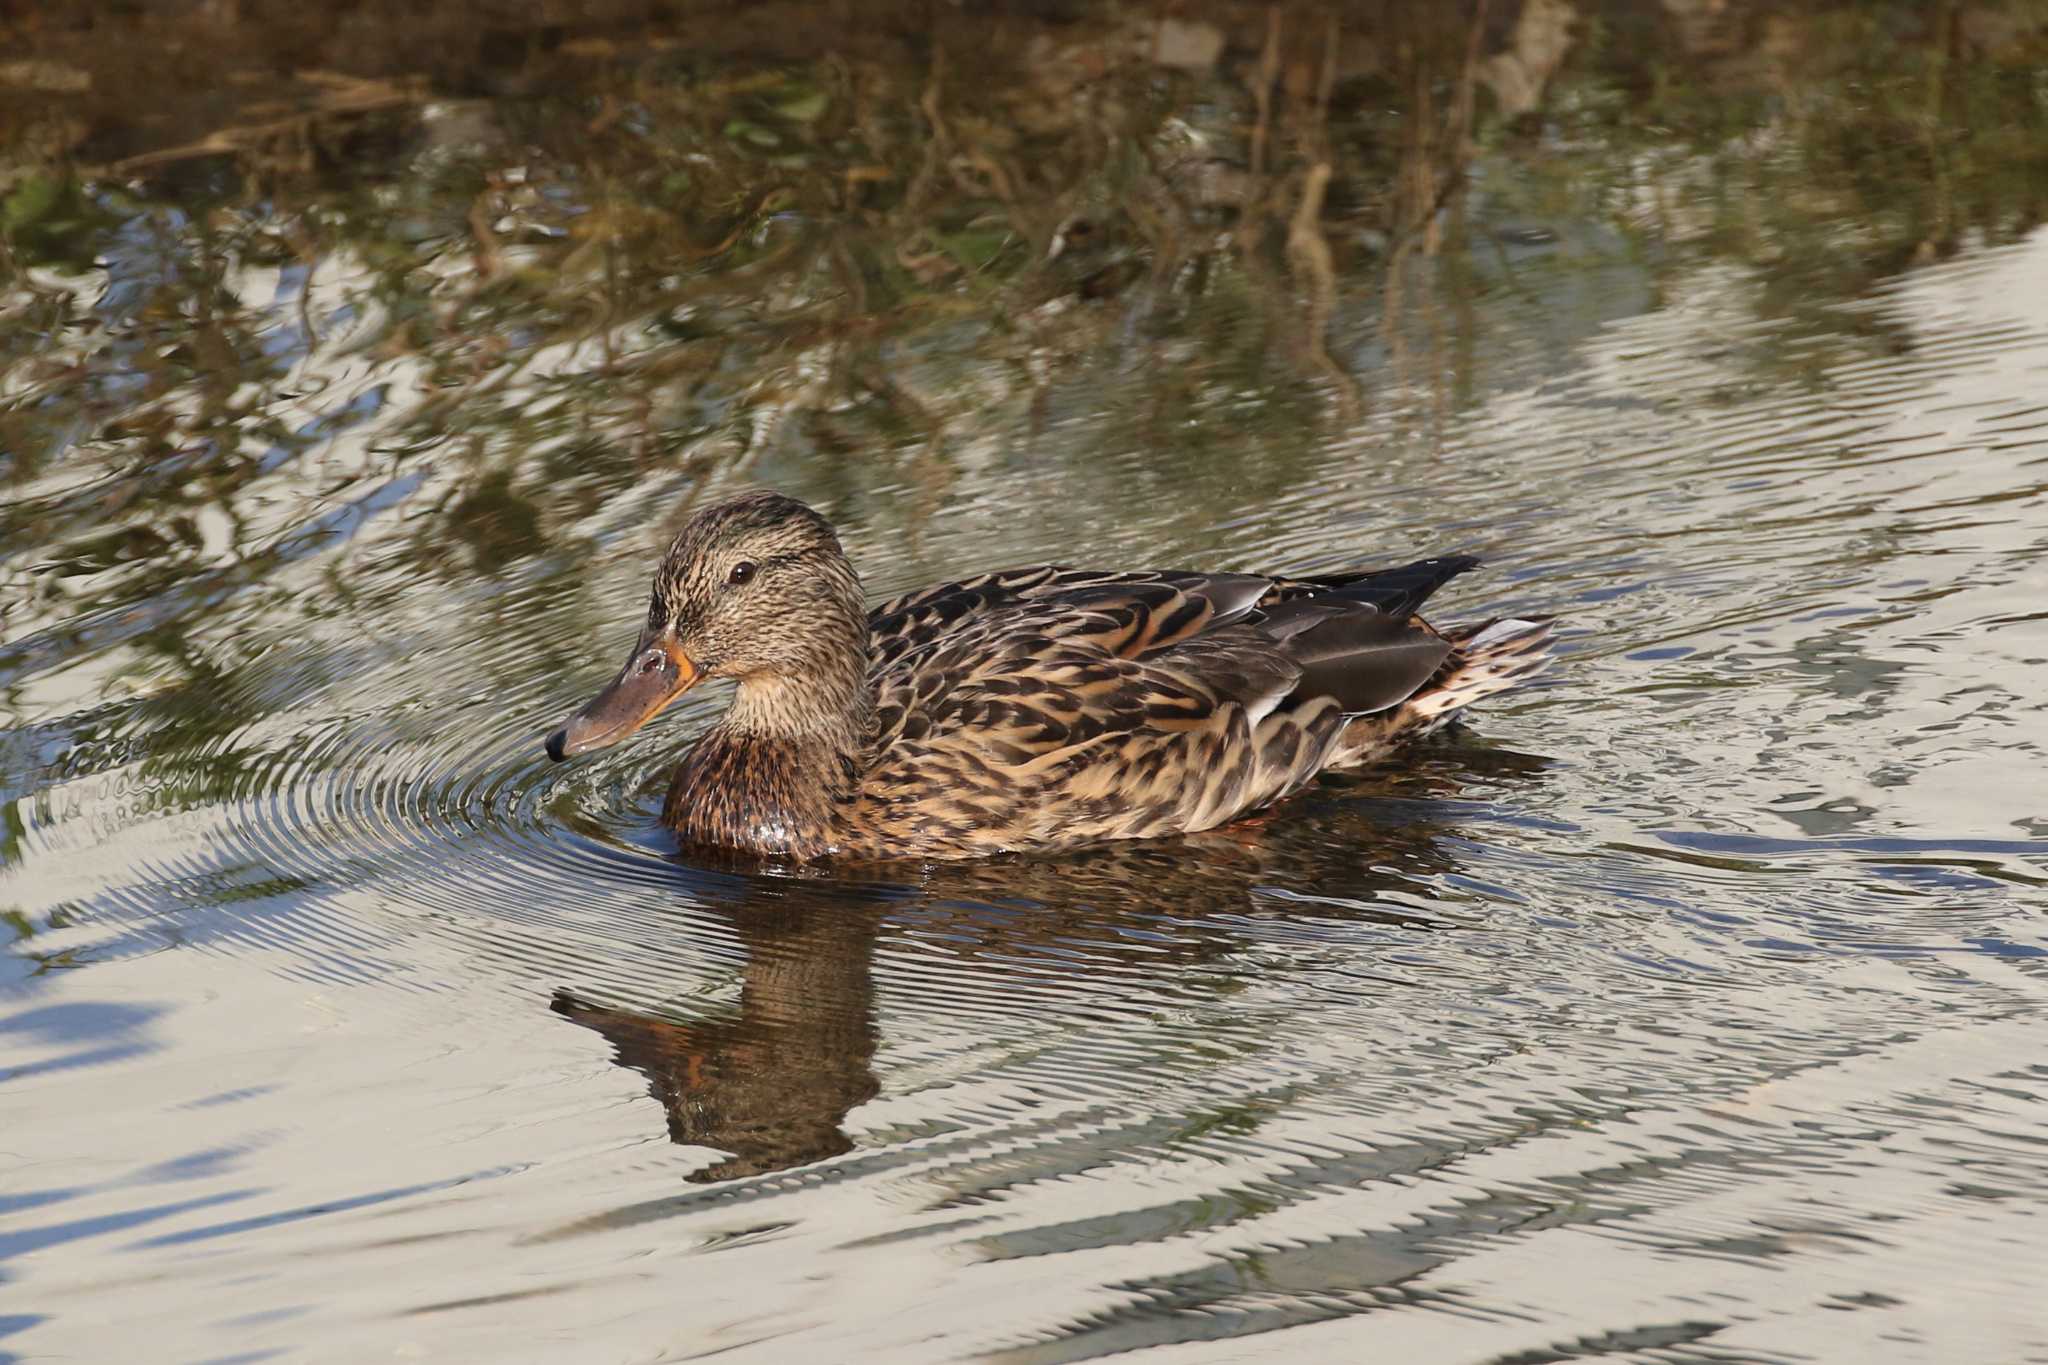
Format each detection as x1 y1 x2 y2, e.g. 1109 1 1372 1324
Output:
554 905 882 1182
554 747 1546 1183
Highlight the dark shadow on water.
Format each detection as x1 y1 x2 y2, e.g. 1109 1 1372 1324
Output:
553 741 1550 1184
0 1315 46 1350
0 1190 253 1265
0 1000 165 1082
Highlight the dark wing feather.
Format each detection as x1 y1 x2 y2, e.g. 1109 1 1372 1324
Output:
1167 572 1274 627
1255 599 1452 714
1284 555 1481 616
1238 555 1479 713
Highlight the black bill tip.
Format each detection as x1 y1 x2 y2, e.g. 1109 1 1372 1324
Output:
544 727 569 763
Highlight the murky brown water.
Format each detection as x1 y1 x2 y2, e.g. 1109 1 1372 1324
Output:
5 4 2048 1361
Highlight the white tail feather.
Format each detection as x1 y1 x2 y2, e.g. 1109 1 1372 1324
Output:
1405 618 1553 731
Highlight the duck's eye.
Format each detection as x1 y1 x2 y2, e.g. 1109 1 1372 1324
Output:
726 561 758 587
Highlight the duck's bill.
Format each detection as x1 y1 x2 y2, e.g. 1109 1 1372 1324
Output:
545 631 698 762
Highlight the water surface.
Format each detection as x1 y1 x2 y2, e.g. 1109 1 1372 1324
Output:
4 4 2048 1361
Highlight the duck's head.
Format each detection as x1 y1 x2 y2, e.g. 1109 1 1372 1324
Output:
545 491 865 762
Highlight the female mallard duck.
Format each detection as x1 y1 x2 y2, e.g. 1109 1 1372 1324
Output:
545 491 1550 861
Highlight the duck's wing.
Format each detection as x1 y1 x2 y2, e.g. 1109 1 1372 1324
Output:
851 560 1478 856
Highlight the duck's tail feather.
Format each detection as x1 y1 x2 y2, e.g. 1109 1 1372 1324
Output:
1406 616 1554 732
1296 555 1482 618
1322 616 1553 769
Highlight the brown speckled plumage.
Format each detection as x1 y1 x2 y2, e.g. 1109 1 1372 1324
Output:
547 491 1552 862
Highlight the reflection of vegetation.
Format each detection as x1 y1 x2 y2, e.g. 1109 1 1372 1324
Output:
5 6 2036 465
1540 3 2048 351
2 174 119 272
3 1 2045 718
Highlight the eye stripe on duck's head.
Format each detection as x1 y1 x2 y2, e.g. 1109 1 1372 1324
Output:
657 491 843 597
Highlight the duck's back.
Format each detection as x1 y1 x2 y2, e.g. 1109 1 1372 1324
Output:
836 561 1541 860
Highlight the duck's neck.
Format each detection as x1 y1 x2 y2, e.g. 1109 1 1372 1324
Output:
664 612 872 859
